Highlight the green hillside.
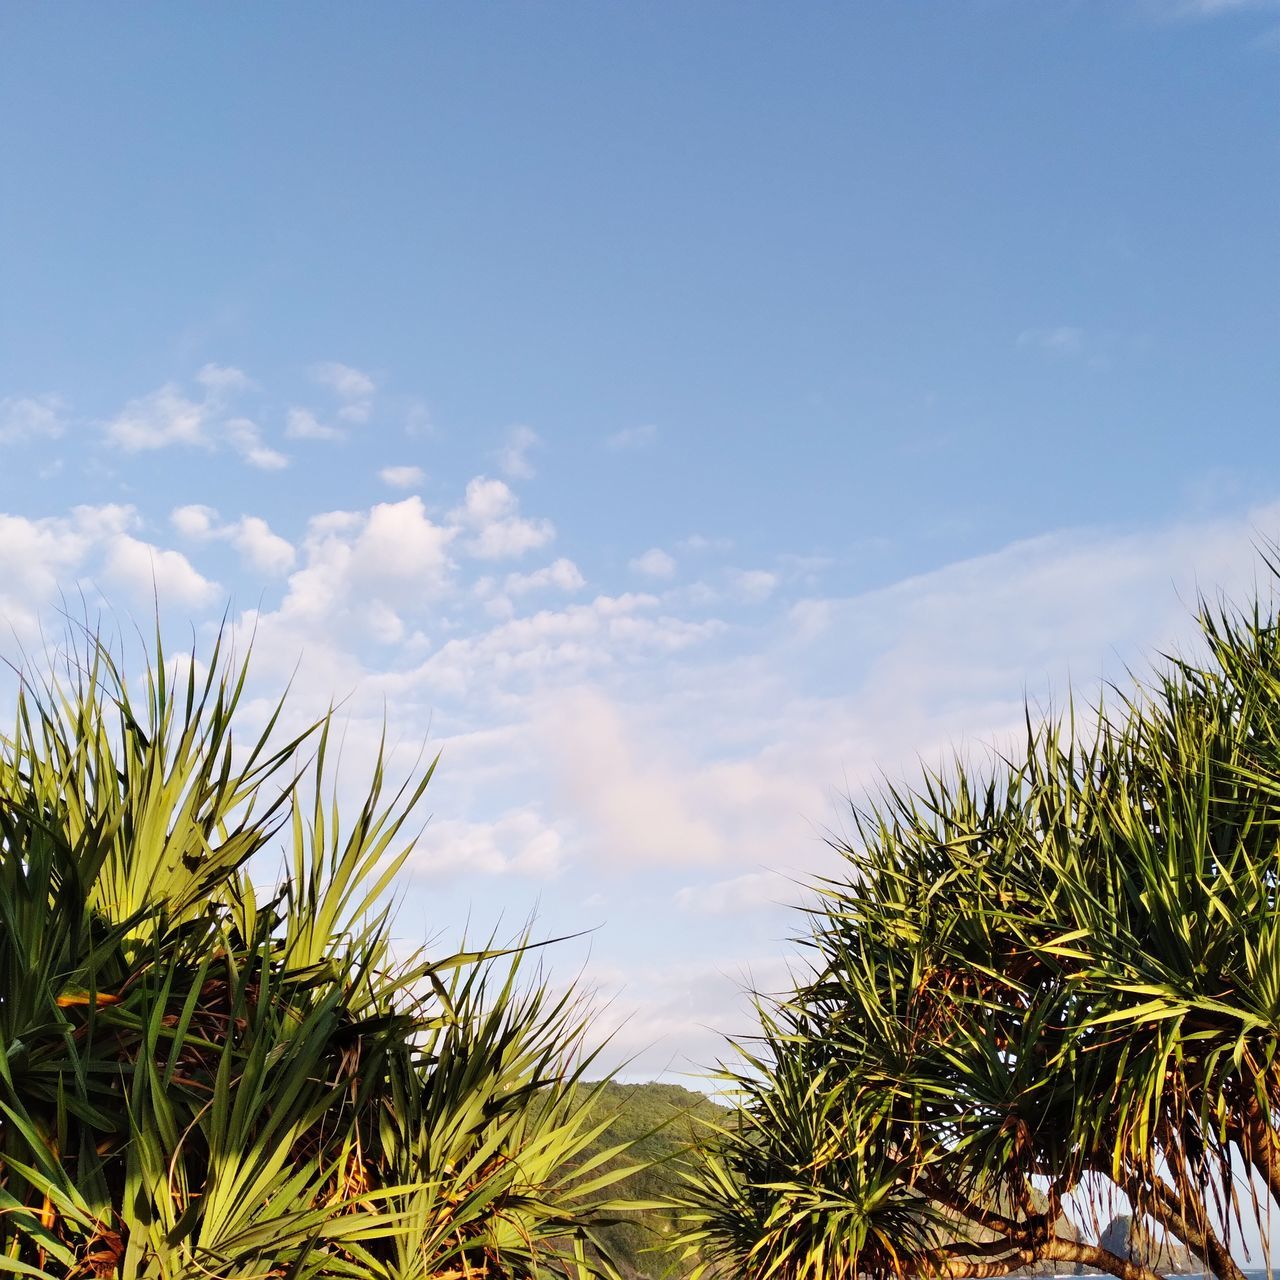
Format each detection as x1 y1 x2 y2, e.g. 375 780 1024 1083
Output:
576 1081 726 1280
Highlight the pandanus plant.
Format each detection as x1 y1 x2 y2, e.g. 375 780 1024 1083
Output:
673 584 1280 1280
0 629 633 1279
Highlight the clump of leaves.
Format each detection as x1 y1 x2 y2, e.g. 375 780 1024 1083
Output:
0 627 634 1279
672 584 1280 1280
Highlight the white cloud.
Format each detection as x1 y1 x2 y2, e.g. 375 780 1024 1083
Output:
311 361 375 424
262 497 456 645
312 361 375 402
406 503 1280 916
457 476 516 524
105 384 208 451
69 503 136 540
452 477 554 561
102 534 220 607
470 520 554 560
380 464 425 489
356 498 454 581
630 548 676 579
286 407 343 441
0 394 66 444
171 504 217 539
730 568 778 602
398 593 719 699
505 558 585 596
605 424 658 451
471 557 585 620
0 512 92 595
0 505 139 639
228 517 296 575
99 366 288 468
225 417 288 470
472 576 516 620
525 678 837 888
407 808 564 879
170 505 295 575
496 425 541 480
195 363 254 396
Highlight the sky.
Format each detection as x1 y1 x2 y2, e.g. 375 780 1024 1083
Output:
0 0 1278 1081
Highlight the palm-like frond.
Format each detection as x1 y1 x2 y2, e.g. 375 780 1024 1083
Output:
676 584 1280 1280
0 627 632 1279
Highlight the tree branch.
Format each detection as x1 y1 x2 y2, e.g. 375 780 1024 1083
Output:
914 1171 1032 1237
903 1232 1168 1280
1042 1237 1168 1280
1118 1164 1245 1280
1237 1093 1280 1211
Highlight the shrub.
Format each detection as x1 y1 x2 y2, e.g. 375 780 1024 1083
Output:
0 629 630 1279
673 590 1280 1280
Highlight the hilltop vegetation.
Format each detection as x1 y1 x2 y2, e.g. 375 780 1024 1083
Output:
574 1082 726 1280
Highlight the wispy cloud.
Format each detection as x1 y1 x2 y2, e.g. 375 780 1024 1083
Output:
286 407 343 441
0 394 66 444
605 424 658 451
101 365 289 468
311 361 376 424
407 809 565 879
285 362 377 442
404 401 435 437
1016 325 1085 355
196 364 254 397
105 384 208 451
380 464 426 489
505 558 585 596
630 547 676 579
226 417 288 470
729 568 778 602
496 425 541 480
680 533 733 553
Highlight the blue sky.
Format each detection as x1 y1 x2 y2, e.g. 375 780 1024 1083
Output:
1 0 1278 1076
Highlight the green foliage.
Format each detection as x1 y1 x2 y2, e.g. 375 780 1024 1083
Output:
0 629 633 1279
673 585 1280 1280
566 1084 724 1280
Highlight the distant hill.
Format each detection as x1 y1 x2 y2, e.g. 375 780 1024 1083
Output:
573 1080 726 1280
1098 1213 1197 1275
